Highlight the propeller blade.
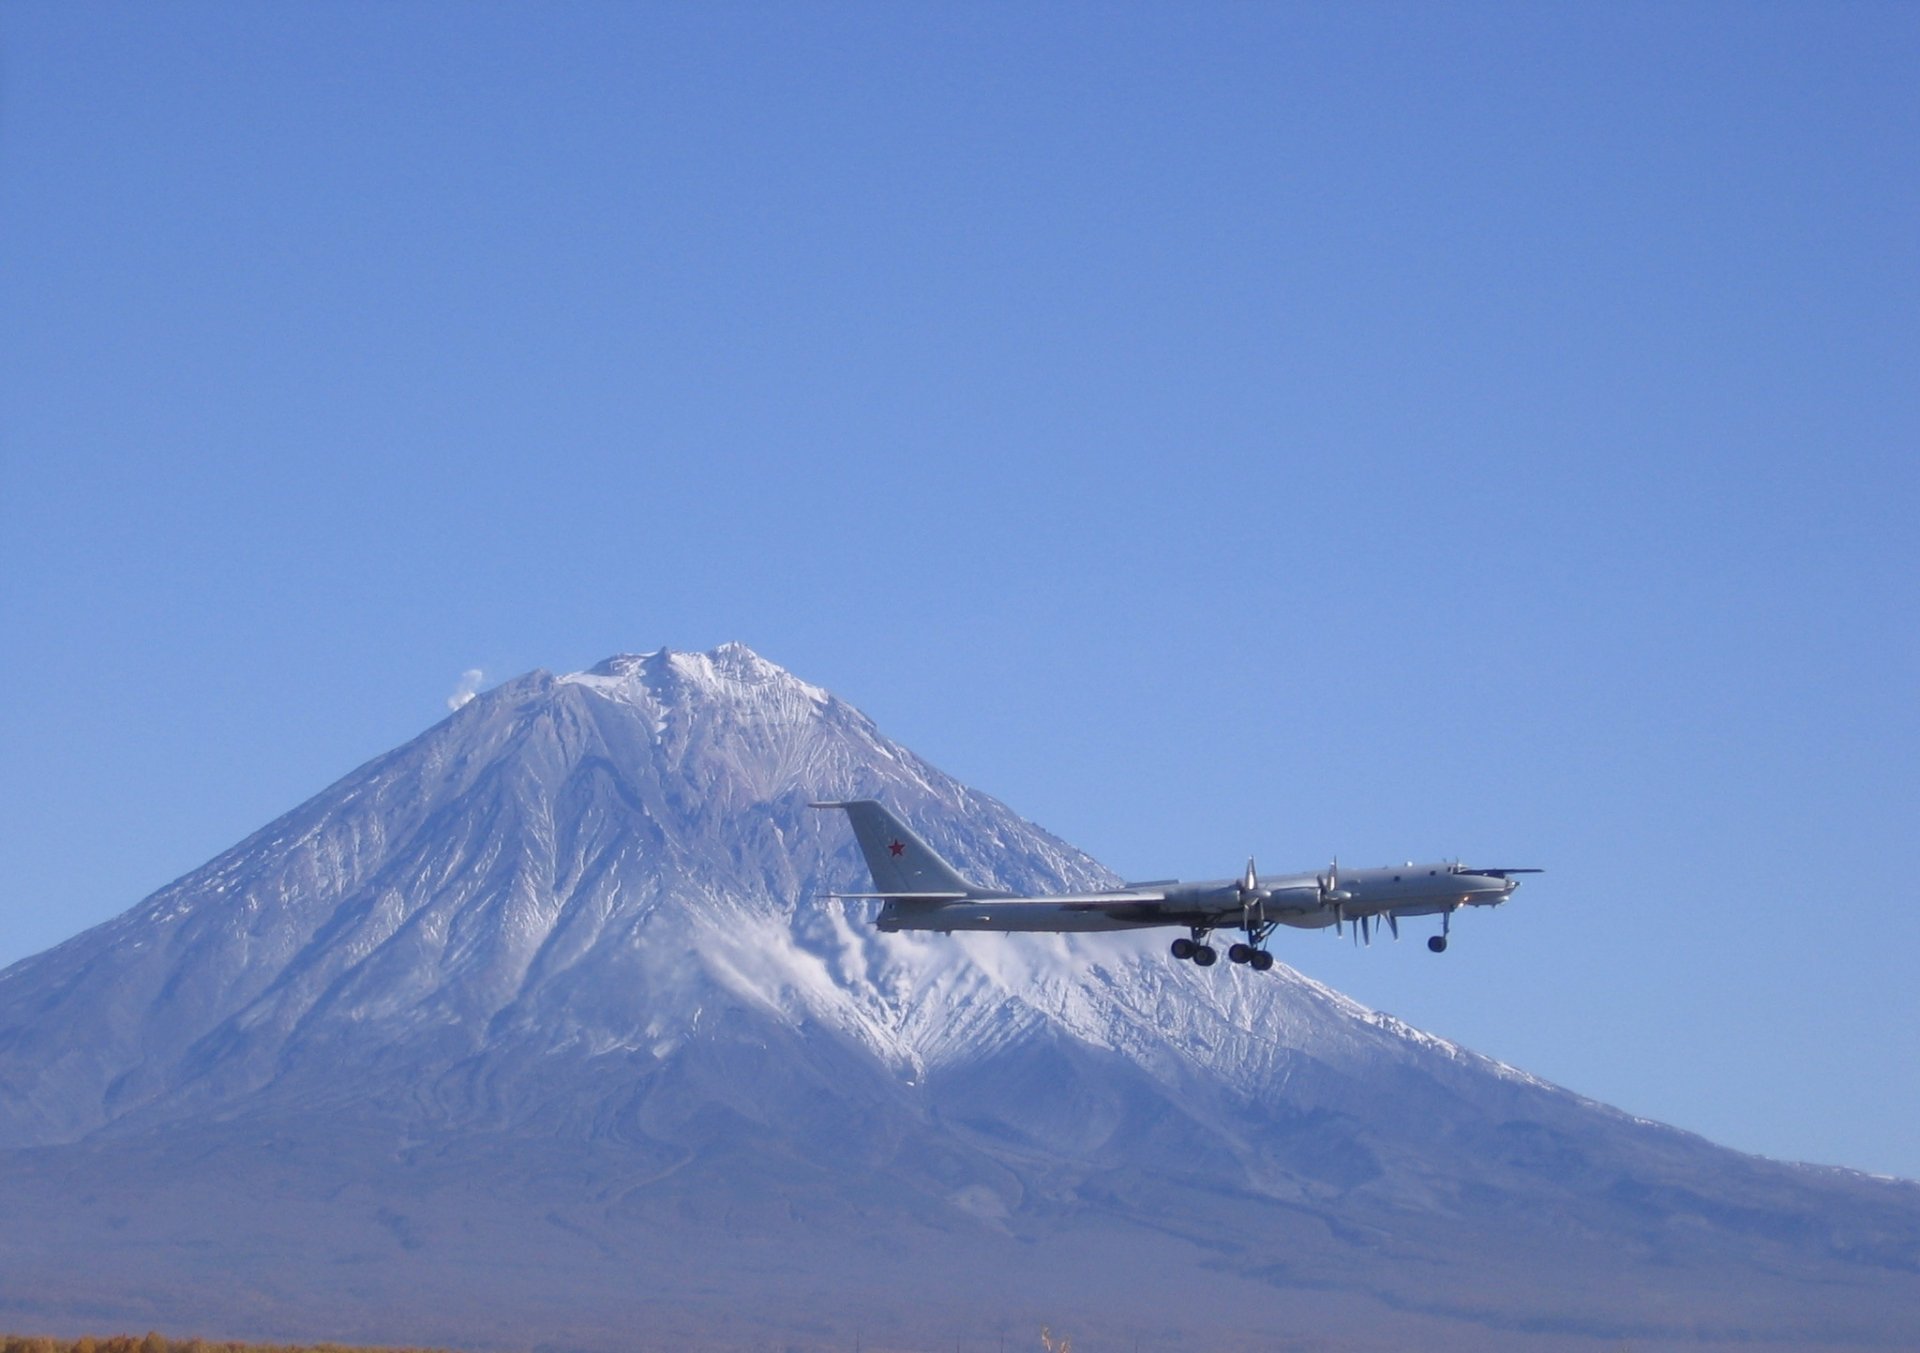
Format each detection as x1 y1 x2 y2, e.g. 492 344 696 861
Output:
1317 859 1348 908
1386 913 1399 940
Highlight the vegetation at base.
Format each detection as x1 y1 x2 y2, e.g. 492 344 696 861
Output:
1 1337 453 1353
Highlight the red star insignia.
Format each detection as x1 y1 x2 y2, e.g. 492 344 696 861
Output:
888 839 906 856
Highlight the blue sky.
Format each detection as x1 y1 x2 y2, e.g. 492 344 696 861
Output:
3 3 1916 1176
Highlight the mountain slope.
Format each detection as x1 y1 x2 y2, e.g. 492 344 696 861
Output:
0 644 1913 1351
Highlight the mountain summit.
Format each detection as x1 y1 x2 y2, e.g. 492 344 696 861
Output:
0 646 1914 1351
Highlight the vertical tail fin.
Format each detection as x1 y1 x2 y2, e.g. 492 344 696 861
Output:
810 800 985 898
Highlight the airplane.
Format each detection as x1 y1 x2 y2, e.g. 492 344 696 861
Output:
812 800 1538 970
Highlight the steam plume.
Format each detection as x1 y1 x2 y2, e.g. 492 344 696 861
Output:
447 668 485 711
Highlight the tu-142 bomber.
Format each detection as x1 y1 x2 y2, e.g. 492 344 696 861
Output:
814 800 1539 970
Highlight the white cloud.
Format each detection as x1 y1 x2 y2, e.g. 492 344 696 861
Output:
447 668 485 710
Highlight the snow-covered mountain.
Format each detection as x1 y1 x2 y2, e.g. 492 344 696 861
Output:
0 644 1914 1352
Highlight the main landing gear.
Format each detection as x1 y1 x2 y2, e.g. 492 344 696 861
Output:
1172 928 1275 972
1170 935 1217 966
1228 942 1276 972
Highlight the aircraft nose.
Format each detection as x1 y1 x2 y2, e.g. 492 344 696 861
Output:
1455 867 1537 904
1467 874 1516 904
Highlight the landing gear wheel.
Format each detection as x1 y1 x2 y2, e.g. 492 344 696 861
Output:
1192 944 1218 967
1171 937 1196 961
1227 943 1252 965
1249 949 1275 972
1428 935 1448 953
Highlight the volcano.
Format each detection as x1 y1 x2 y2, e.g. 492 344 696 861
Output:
0 644 1913 1351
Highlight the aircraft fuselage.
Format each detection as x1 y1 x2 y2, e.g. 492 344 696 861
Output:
814 799 1535 966
875 863 1515 934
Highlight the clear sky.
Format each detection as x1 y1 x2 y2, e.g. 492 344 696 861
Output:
3 3 1915 1177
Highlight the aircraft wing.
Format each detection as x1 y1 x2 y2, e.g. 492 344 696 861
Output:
966 891 1250 928
974 889 1337 917
991 890 1169 907
827 892 974 901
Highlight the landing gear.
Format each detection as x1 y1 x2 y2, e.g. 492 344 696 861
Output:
1177 926 1273 972
1427 935 1447 953
1173 930 1218 966
1225 942 1276 971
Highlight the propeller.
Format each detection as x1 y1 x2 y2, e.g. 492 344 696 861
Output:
1318 859 1349 934
1233 858 1272 936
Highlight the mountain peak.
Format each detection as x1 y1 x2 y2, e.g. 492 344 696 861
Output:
560 642 832 715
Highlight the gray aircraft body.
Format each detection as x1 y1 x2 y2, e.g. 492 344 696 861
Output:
814 800 1538 970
